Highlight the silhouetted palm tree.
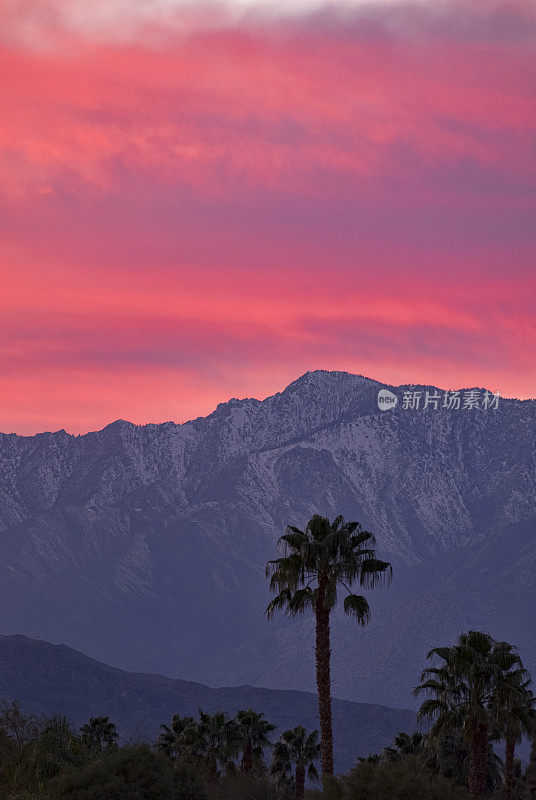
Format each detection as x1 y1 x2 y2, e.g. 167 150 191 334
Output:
235 709 275 774
156 714 196 760
382 731 425 762
192 710 240 783
271 726 320 800
266 514 392 775
490 660 534 800
415 631 526 800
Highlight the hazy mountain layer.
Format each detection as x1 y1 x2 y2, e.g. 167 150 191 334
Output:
0 635 415 773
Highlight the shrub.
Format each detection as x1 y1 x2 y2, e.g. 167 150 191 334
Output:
50 744 201 800
207 773 286 800
323 756 471 800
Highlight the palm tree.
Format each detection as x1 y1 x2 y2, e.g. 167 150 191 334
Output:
382 731 425 762
79 716 118 756
156 714 196 760
271 726 320 800
266 514 392 775
235 709 275 774
415 631 526 800
490 663 535 800
191 710 240 782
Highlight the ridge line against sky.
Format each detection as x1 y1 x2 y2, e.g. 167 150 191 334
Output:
2 369 533 439
0 0 535 433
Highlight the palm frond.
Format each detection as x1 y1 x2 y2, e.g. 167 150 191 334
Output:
359 558 393 588
425 646 452 662
280 530 307 552
265 589 292 619
349 530 376 548
287 587 315 616
343 594 370 625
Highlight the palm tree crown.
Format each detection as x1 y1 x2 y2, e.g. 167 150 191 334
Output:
156 714 196 760
266 514 392 623
382 731 425 762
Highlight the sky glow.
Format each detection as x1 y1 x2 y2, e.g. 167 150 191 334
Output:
1 0 534 433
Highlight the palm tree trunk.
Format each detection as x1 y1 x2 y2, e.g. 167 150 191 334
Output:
468 720 488 799
241 742 252 773
468 722 478 798
505 733 515 800
207 757 218 784
526 737 536 800
315 577 334 776
295 764 305 800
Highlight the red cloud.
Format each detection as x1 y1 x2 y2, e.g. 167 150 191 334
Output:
0 0 534 432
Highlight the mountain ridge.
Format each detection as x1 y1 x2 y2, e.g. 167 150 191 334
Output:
0 369 534 710
1 369 527 439
0 634 416 774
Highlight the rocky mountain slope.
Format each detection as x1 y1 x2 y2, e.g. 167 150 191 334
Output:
0 635 415 773
0 371 534 708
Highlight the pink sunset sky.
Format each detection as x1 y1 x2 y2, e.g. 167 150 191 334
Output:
1 0 535 434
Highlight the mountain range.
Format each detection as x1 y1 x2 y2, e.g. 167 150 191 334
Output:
0 634 415 773
0 370 534 711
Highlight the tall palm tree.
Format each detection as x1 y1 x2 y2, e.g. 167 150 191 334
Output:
235 709 275 774
271 726 320 800
266 514 392 775
415 631 526 800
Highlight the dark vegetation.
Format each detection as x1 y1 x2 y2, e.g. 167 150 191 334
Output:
1 516 534 799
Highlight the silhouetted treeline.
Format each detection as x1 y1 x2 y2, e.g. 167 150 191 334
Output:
0 518 534 798
0 685 533 800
